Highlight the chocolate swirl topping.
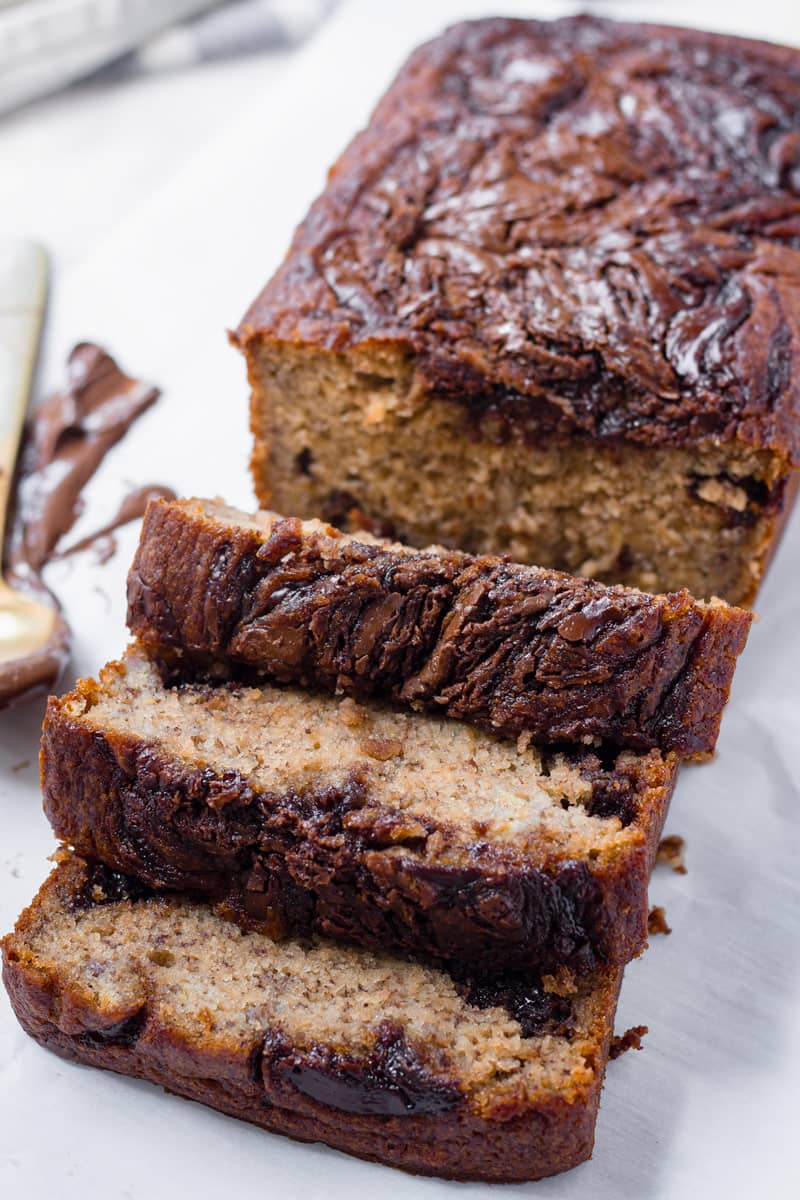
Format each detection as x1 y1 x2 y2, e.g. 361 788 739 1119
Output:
239 15 800 462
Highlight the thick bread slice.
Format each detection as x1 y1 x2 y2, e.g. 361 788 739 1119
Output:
127 497 751 757
2 855 623 1183
43 650 676 973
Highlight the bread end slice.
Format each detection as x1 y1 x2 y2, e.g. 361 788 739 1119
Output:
3 854 623 1183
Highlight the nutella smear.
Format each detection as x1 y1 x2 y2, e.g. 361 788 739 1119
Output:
1 343 174 705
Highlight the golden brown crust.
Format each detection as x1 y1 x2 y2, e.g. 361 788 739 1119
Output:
2 857 623 1183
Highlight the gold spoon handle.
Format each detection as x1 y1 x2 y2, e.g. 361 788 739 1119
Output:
0 239 48 542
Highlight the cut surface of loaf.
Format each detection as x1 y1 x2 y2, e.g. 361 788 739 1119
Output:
2 855 623 1182
43 650 677 973
127 497 751 758
234 15 800 606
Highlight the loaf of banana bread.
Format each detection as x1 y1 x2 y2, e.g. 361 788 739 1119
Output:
42 650 677 973
127 498 751 757
234 15 800 606
2 854 623 1182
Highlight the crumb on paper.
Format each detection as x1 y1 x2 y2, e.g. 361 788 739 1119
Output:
610 1025 649 1059
656 834 687 874
12 759 31 773
648 905 672 936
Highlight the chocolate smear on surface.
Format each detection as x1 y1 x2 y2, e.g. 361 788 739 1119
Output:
7 343 162 572
56 485 176 563
1 343 173 706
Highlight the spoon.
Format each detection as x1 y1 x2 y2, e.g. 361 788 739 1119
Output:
0 238 66 707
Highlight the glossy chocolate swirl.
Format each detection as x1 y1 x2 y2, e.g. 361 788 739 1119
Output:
239 15 800 462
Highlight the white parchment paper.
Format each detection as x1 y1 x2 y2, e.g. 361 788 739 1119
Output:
1 2 798 1197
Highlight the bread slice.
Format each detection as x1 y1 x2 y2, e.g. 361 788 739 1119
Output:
127 497 751 758
43 649 677 973
233 16 800 607
2 854 623 1183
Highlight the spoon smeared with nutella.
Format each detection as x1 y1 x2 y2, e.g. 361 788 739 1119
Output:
1 255 175 704
0 239 65 707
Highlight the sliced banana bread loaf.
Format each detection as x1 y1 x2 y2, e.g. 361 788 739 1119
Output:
234 15 800 606
2 854 623 1182
127 497 751 758
42 650 676 974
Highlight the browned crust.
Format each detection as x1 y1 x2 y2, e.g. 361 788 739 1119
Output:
234 15 800 464
754 465 800 593
2 857 622 1183
41 668 676 973
127 498 751 757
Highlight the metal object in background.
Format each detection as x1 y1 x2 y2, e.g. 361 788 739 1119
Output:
136 0 335 71
0 0 222 115
0 0 336 115
0 238 65 704
0 240 47 508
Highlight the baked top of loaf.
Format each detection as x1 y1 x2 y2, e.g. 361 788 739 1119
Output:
2 854 622 1182
128 497 751 757
236 15 800 463
43 649 675 972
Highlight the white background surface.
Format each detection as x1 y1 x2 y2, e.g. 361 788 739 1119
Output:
1 2 800 1197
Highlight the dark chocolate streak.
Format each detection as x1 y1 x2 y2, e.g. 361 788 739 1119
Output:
68 861 157 911
1 343 173 705
453 971 574 1039
42 715 658 973
238 15 800 462
77 1009 147 1050
260 1024 463 1117
129 507 751 756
